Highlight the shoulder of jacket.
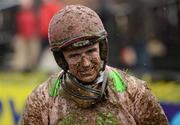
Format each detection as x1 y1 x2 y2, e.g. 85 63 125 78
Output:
106 65 148 93
120 70 149 96
27 71 63 101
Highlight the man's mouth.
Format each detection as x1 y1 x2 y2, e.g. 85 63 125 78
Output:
79 67 94 75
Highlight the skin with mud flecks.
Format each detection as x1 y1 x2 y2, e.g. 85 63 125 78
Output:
63 43 101 83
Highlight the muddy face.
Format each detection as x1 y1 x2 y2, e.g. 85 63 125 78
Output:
63 43 101 83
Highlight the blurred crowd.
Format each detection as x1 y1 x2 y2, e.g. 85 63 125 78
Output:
10 0 64 72
0 0 180 77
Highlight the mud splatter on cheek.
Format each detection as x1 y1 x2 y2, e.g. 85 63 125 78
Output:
68 57 101 81
68 63 79 76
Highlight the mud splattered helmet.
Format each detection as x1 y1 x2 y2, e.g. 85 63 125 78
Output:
48 5 108 71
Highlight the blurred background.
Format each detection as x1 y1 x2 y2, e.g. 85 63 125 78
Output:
0 0 180 124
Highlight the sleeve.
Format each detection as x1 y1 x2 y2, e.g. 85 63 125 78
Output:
21 84 49 125
133 82 169 125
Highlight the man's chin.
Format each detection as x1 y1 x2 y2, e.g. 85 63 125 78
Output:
78 76 96 84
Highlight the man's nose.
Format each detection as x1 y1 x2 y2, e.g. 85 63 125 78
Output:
81 56 91 67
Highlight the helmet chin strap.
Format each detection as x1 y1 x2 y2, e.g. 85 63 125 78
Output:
61 67 108 108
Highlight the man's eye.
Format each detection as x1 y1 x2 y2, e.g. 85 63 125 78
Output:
68 54 80 58
87 48 97 53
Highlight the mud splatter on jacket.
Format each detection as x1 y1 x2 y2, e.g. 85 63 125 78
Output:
21 66 169 125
